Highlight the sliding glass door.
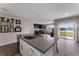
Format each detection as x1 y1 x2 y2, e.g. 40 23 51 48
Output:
58 23 75 40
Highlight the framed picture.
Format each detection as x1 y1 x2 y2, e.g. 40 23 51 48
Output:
10 18 14 23
16 20 21 24
1 26 6 33
15 26 21 32
10 23 14 32
0 17 5 22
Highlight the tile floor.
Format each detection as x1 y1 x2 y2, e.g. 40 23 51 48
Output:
57 39 79 56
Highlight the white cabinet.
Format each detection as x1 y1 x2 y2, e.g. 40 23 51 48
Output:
20 39 40 56
20 39 28 56
28 44 40 56
20 39 57 56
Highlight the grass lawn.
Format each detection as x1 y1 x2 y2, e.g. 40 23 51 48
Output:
60 31 73 37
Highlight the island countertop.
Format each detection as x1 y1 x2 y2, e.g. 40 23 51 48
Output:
17 34 58 54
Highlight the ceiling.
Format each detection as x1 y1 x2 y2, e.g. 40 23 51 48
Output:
0 3 79 21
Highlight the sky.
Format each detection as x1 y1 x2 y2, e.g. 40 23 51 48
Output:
59 23 74 28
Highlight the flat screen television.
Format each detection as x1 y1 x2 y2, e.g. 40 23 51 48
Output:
34 24 44 29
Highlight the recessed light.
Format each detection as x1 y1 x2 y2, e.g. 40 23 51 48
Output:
65 13 69 16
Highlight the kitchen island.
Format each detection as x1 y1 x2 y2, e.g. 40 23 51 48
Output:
17 34 58 56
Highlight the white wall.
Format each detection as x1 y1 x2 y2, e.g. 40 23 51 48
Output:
0 12 33 46
21 19 33 34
